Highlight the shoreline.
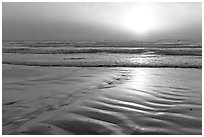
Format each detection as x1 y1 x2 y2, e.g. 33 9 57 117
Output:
2 63 202 69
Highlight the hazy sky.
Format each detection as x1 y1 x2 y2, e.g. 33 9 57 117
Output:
3 2 202 40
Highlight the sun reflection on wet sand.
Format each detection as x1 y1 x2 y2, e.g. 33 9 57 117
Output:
128 69 152 91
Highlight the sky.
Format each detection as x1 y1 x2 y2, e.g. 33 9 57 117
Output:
2 2 202 41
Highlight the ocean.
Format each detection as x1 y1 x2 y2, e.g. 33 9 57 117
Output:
2 40 202 68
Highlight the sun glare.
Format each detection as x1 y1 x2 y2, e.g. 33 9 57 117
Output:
123 5 159 34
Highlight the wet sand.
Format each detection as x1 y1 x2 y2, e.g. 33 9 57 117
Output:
2 65 202 134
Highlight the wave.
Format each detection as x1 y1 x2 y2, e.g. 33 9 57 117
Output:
3 61 201 68
3 40 201 49
2 48 201 56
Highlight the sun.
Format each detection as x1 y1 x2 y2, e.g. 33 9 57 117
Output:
123 5 158 34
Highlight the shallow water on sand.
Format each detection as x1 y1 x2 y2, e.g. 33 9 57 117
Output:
2 65 202 134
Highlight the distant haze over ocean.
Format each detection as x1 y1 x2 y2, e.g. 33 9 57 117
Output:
2 3 202 41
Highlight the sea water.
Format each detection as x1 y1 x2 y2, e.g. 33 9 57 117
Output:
2 40 202 68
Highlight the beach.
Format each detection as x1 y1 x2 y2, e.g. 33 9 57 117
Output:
3 64 202 134
2 2 202 135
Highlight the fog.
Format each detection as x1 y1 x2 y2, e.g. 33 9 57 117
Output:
3 2 202 40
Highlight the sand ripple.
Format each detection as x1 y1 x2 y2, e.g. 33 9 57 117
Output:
3 67 201 134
